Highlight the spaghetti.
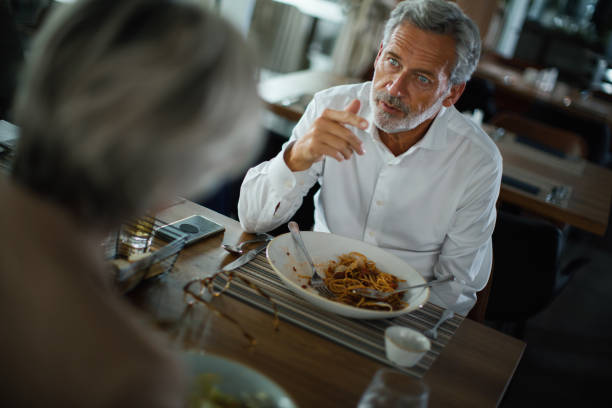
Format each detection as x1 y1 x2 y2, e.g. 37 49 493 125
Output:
320 252 408 311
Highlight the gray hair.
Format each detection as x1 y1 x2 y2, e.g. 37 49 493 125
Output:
12 0 262 225
382 0 481 85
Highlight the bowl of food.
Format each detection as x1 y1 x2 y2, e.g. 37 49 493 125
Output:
266 231 429 319
183 351 297 408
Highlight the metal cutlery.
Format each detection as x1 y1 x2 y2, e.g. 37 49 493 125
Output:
424 309 455 340
222 234 271 255
221 246 266 272
352 275 455 300
546 185 570 204
287 221 334 298
221 243 245 255
220 234 271 271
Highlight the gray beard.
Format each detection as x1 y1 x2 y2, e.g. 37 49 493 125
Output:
370 86 446 134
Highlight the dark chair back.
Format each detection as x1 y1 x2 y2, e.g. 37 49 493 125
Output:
487 211 563 322
455 77 497 122
486 211 588 331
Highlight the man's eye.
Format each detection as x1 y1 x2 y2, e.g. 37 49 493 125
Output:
387 58 399 67
417 75 431 84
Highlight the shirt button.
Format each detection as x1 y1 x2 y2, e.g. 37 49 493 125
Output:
376 200 383 206
284 181 292 188
368 231 375 237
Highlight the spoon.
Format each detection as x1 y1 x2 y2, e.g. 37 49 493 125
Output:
424 309 455 340
221 234 272 254
221 243 244 254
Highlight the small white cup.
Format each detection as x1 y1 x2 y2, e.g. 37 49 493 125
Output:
384 326 430 367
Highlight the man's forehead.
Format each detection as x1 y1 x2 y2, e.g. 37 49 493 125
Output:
384 23 456 73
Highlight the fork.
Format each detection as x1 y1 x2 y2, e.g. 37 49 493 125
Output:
352 275 455 300
424 309 455 340
287 221 334 298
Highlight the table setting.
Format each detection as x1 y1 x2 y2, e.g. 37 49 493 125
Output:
175 222 463 406
123 200 525 407
175 218 466 386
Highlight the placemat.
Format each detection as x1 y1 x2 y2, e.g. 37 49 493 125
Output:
213 254 463 378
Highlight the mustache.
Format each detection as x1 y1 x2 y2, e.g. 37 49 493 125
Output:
374 91 409 114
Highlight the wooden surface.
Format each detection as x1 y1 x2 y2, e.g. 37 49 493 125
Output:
128 200 525 408
489 125 612 236
258 70 360 122
475 55 612 128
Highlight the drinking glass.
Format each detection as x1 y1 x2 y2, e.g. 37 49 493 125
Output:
357 368 429 408
117 217 155 259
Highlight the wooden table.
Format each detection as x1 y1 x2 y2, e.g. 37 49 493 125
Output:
259 70 360 122
483 124 612 236
475 56 612 129
128 200 525 408
259 70 612 236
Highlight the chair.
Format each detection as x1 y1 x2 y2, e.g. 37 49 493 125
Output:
455 76 497 123
466 271 493 323
490 112 588 159
485 210 589 338
525 102 610 166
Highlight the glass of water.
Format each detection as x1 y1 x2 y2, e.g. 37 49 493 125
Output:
357 368 429 408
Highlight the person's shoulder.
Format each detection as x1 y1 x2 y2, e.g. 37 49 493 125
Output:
312 81 370 109
446 106 501 166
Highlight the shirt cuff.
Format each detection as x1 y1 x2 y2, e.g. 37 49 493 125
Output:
268 145 316 194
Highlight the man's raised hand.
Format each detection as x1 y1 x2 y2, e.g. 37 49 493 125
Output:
285 99 368 171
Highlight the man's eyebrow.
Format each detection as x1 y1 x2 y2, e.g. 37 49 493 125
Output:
385 51 436 78
386 51 402 61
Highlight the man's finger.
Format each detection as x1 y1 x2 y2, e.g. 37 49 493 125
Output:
345 99 361 115
322 104 368 130
319 120 365 154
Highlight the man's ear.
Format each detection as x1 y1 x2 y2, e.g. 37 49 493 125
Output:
442 82 466 107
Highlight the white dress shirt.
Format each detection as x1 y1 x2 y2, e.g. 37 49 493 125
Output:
238 82 502 315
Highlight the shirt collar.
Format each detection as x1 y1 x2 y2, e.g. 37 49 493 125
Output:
416 105 450 151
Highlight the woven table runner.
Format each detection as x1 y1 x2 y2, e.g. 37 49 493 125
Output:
213 254 464 378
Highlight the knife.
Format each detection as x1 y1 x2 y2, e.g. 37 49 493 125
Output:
221 244 265 272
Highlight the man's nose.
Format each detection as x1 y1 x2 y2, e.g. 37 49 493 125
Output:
386 73 407 97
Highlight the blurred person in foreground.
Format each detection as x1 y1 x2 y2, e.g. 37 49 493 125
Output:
238 0 501 316
0 0 261 406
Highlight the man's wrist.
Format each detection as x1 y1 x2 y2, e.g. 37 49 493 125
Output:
284 142 311 172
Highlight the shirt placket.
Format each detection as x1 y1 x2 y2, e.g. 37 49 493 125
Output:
363 146 403 244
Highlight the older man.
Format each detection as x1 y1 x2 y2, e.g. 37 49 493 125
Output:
239 0 501 315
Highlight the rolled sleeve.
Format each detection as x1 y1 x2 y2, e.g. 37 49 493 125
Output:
238 97 323 233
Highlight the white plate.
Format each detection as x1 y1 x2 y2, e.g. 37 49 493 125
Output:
266 231 429 319
182 351 297 408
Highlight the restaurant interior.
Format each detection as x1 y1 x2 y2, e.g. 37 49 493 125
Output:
1 0 611 406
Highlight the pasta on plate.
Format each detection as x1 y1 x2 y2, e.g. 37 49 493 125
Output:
314 252 408 311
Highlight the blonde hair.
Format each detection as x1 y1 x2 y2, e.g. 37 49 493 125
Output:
12 0 262 224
